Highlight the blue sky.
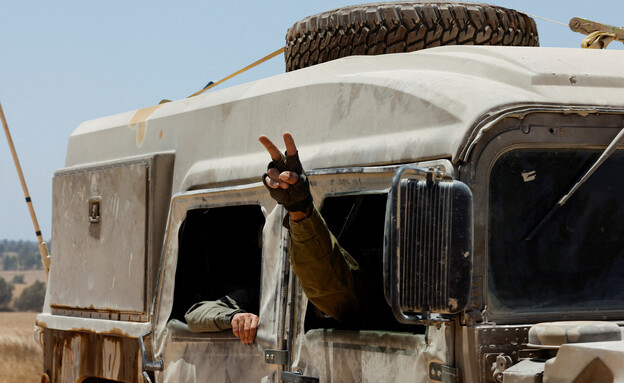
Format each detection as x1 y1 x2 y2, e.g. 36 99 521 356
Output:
0 1 622 240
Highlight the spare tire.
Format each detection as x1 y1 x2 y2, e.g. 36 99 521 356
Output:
285 2 539 72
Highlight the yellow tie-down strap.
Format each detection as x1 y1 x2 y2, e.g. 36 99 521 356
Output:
569 17 624 49
188 47 285 98
581 31 616 49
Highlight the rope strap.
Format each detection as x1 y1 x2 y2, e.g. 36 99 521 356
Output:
188 47 285 98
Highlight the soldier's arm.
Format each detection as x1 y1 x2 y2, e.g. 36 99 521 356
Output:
288 205 362 322
184 296 244 332
259 133 363 323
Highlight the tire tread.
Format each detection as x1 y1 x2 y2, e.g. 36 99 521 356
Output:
285 2 539 71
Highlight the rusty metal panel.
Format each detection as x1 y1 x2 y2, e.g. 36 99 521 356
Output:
43 328 142 383
49 162 148 316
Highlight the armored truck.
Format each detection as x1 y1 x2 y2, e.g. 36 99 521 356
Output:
36 2 624 383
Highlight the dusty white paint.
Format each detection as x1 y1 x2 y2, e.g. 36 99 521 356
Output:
63 47 624 195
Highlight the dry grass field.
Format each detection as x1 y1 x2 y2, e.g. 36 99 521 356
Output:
0 270 46 382
0 312 42 382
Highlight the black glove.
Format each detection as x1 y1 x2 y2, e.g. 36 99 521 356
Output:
262 151 313 212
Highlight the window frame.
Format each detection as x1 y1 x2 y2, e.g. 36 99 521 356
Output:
467 113 624 324
153 183 278 346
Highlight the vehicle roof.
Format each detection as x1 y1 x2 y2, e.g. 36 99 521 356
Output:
65 46 624 192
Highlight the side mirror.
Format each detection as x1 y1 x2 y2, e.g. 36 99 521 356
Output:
384 166 473 324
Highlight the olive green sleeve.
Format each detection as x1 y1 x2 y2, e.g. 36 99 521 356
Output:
288 206 361 322
184 296 244 333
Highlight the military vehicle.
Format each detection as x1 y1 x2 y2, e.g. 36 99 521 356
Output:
34 2 624 382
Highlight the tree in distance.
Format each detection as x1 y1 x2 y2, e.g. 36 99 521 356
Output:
14 280 45 312
12 274 25 284
0 277 14 310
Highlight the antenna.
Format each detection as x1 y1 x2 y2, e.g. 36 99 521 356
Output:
0 103 50 277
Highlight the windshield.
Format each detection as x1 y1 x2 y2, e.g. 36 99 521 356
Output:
488 148 624 314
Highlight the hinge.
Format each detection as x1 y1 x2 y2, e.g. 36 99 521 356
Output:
139 330 163 383
264 349 289 365
139 331 163 371
429 362 460 383
281 370 320 383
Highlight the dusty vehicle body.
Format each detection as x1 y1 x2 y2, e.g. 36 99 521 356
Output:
36 45 624 382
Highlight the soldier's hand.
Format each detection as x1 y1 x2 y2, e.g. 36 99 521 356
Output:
231 313 258 344
259 133 312 212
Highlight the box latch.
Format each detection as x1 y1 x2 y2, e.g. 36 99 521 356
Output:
88 196 101 223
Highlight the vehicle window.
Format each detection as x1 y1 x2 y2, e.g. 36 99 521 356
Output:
488 149 624 313
304 193 420 332
170 205 264 322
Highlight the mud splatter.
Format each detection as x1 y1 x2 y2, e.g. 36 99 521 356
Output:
129 104 162 148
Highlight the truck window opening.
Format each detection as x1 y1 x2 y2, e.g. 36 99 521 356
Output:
489 148 624 314
304 193 423 333
170 205 264 323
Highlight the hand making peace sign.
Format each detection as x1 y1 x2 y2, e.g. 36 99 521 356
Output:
259 133 313 216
